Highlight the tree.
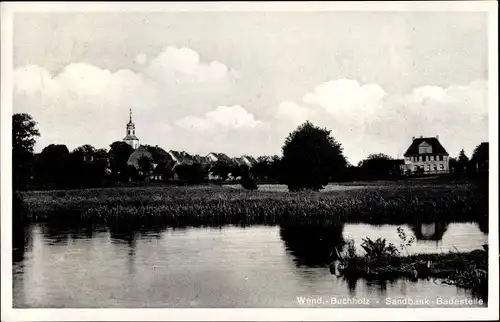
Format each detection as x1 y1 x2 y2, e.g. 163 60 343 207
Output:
175 163 207 184
67 145 108 188
458 149 469 163
471 142 489 172
210 160 233 181
280 121 347 191
34 144 70 188
109 141 134 182
12 113 40 190
138 155 153 175
358 153 400 180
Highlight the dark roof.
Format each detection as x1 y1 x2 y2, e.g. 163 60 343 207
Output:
169 150 196 164
243 155 257 165
403 137 449 156
152 160 175 175
233 157 247 166
144 145 173 164
192 155 211 164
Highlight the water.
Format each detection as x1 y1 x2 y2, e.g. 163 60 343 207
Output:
13 222 488 308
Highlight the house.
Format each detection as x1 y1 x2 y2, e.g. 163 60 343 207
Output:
127 145 176 180
206 152 234 165
402 136 450 175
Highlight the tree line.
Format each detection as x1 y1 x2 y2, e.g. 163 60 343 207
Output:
13 113 489 192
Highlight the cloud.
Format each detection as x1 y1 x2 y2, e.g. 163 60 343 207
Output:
13 46 238 152
175 105 266 133
275 78 488 164
145 47 231 84
303 79 387 117
135 53 147 65
275 101 314 124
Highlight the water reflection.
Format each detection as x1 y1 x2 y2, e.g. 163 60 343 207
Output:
13 221 488 308
409 222 449 241
279 222 345 267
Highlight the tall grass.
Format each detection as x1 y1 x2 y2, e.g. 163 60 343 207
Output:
17 182 487 227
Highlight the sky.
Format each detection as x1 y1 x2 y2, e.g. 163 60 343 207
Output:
13 11 489 165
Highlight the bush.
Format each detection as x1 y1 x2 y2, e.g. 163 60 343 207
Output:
241 175 258 190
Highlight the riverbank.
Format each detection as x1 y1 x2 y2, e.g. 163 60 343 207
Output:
15 181 487 227
334 248 488 300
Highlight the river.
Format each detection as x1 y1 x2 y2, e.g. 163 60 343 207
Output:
12 222 488 308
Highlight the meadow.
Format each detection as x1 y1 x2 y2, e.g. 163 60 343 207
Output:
17 180 488 228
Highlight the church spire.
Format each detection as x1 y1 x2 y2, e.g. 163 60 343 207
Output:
123 108 139 149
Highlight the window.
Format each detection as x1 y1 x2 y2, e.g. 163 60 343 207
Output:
439 155 444 161
430 156 434 161
427 164 431 171
440 164 444 170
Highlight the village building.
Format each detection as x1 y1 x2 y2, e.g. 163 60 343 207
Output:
123 109 140 150
402 136 450 175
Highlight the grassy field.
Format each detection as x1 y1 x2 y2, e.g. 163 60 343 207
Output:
17 180 488 228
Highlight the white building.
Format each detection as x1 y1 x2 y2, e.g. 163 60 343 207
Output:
123 109 140 149
402 136 450 174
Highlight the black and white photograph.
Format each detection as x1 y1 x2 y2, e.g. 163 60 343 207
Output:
1 2 498 321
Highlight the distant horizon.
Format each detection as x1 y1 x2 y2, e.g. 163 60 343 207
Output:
13 11 489 165
25 112 487 164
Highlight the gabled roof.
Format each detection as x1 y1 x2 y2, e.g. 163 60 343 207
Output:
403 137 449 156
192 155 211 164
207 152 233 164
144 145 173 164
152 160 176 175
243 155 257 165
169 150 196 164
233 157 247 167
127 145 152 166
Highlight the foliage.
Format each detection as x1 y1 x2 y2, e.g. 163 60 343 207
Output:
13 113 40 153
280 121 347 191
209 160 233 181
357 153 402 180
12 113 40 190
396 226 416 255
19 182 487 228
175 163 207 184
339 238 358 260
360 237 399 259
138 156 153 174
67 145 108 188
34 144 71 189
458 149 469 163
241 174 258 190
251 155 281 181
109 141 134 182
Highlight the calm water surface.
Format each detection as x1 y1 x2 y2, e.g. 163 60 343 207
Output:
13 222 488 308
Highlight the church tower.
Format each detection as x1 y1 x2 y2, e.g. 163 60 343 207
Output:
123 109 140 149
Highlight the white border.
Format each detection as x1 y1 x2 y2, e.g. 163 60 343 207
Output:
1 2 498 321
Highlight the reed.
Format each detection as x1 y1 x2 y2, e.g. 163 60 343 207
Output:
17 182 487 227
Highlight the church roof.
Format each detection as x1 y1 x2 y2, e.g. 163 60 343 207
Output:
123 134 139 141
403 137 449 156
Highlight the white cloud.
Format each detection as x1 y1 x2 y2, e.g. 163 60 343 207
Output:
13 46 238 152
302 79 387 117
175 105 266 133
275 78 488 164
276 101 313 123
135 53 147 65
145 47 231 84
